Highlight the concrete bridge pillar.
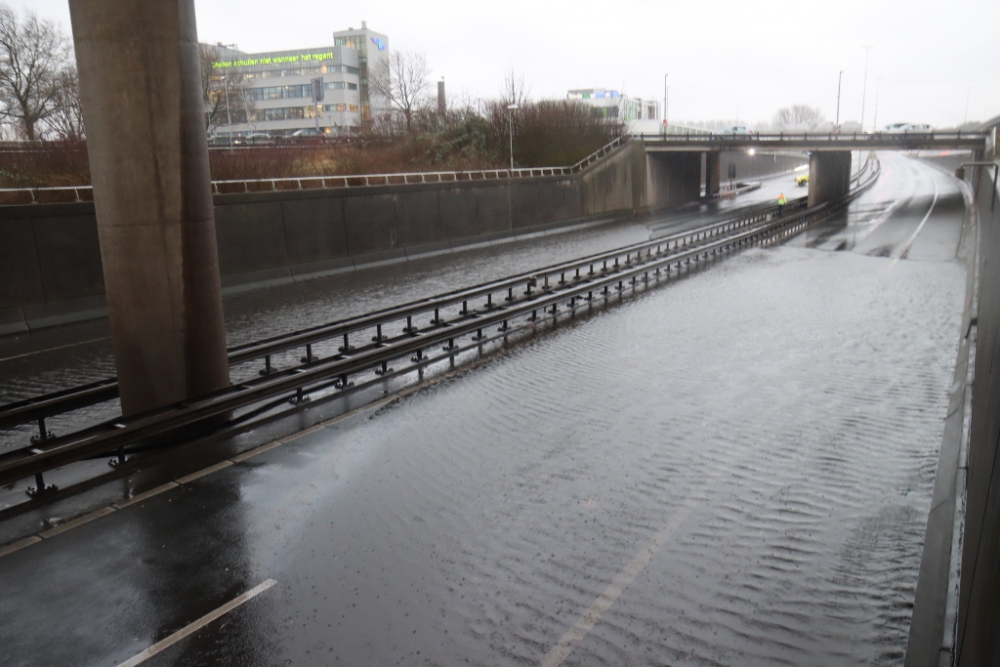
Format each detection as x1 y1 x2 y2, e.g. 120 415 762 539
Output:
807 151 853 208
705 152 721 197
646 152 702 210
69 0 230 416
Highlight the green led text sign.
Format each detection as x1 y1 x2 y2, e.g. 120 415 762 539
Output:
212 52 335 69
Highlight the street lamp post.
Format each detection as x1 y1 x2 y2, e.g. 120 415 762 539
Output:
835 70 843 130
663 73 668 134
861 44 874 130
507 103 518 171
873 77 882 130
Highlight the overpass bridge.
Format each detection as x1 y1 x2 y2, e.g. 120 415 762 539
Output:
630 130 990 209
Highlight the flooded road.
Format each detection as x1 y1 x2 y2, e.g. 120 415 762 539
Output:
0 154 969 665
0 171 796 453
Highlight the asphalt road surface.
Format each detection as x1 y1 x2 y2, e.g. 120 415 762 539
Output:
0 153 970 666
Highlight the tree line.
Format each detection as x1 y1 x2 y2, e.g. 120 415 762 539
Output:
0 5 83 141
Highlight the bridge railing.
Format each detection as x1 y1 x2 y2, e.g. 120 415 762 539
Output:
0 134 634 204
634 131 987 143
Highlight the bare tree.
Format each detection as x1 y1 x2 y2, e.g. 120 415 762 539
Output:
0 5 69 140
369 50 430 133
771 104 826 131
498 69 528 108
42 65 84 140
199 44 249 134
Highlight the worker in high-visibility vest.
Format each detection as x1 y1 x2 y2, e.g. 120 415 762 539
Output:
777 192 787 217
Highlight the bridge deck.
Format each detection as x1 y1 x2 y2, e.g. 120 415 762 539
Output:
638 131 988 152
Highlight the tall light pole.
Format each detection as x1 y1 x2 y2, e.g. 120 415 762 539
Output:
663 73 668 134
873 77 881 131
860 44 874 130
506 103 518 171
835 70 843 130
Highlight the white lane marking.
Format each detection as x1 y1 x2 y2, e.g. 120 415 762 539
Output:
113 482 180 510
38 506 116 539
175 460 233 485
0 536 41 558
0 337 110 364
231 438 287 463
115 579 277 667
889 175 940 268
538 472 721 667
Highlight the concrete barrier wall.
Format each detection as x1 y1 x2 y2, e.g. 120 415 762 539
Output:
0 175 591 335
0 140 801 336
956 142 1000 666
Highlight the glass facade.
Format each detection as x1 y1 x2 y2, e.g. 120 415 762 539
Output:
246 82 357 101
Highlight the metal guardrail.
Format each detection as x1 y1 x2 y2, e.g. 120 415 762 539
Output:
0 196 828 494
0 195 795 436
0 156 883 500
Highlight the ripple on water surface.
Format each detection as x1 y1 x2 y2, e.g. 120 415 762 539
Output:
261 245 963 666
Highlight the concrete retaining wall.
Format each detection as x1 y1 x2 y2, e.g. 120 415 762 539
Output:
956 142 1000 666
0 141 801 336
0 175 595 335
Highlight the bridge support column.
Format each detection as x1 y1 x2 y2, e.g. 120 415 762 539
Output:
807 151 852 208
705 152 721 197
646 152 702 210
70 0 230 416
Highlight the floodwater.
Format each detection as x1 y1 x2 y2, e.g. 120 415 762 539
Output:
0 171 792 452
0 154 969 666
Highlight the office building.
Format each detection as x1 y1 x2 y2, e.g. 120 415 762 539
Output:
205 22 388 138
567 89 661 123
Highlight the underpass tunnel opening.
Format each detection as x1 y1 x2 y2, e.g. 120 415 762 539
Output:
646 152 702 210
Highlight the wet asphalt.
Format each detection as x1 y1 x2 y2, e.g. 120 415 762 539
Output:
0 154 971 666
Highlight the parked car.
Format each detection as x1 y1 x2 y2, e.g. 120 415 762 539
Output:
232 132 273 146
721 125 753 135
287 128 328 144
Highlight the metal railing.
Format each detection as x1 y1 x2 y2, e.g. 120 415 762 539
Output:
0 195 827 497
636 130 988 144
0 136 634 204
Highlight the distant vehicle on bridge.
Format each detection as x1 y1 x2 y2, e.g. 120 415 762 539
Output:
721 125 754 135
880 122 935 134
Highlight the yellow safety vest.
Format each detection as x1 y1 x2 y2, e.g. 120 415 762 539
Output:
778 195 787 205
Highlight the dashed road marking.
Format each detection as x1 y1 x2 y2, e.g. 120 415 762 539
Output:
115 579 277 667
538 468 725 667
0 337 110 364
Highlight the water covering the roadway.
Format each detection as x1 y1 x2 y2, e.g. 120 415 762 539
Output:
0 153 968 665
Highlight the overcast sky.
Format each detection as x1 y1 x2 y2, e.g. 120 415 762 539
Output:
14 0 1000 129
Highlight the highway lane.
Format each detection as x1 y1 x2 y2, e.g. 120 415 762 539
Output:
0 155 971 666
